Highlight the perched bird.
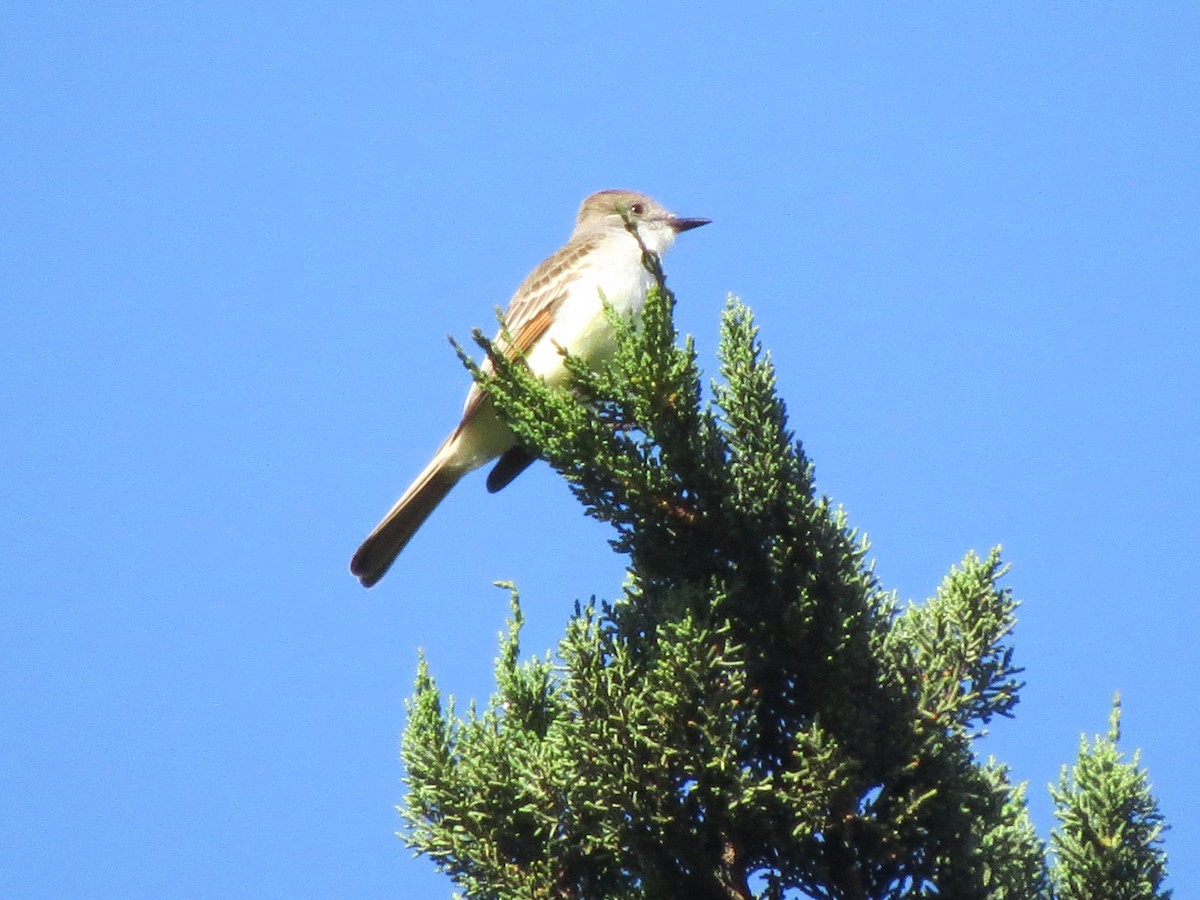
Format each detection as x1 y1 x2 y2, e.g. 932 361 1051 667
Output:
350 190 710 587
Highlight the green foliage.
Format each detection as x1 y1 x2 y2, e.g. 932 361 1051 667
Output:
403 275 1170 898
1049 699 1170 900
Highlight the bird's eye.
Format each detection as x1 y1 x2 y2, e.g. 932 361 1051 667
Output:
629 202 645 216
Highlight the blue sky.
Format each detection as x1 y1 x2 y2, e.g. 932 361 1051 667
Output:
4 4 1197 896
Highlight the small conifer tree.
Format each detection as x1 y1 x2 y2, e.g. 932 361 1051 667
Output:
1049 699 1170 900
399 255 1170 898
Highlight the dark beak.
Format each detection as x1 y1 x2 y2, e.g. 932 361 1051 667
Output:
670 216 712 233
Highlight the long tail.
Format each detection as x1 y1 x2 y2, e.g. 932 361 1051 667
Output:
350 440 463 588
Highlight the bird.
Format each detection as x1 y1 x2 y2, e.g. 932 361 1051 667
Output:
350 189 710 588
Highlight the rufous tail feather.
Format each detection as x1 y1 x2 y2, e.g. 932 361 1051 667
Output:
350 444 463 588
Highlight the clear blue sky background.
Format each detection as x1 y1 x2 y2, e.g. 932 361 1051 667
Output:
4 4 1196 897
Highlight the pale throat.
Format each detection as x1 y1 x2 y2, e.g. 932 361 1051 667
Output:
632 222 677 257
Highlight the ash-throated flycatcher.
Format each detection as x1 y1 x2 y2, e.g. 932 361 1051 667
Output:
350 189 710 587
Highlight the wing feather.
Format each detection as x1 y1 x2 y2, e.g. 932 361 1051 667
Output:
459 233 600 422
493 233 600 358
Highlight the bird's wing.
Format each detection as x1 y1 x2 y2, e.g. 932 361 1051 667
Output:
491 233 599 361
458 233 599 421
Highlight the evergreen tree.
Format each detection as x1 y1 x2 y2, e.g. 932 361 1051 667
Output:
399 255 1170 898
1049 699 1171 900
